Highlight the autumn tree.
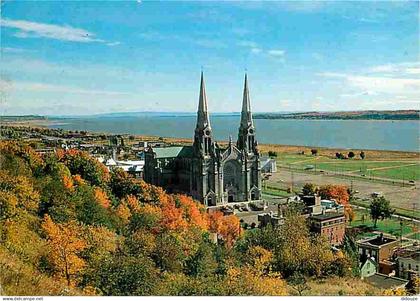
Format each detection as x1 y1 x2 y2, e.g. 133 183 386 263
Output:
209 211 241 248
58 149 110 186
224 265 287 295
0 141 44 176
369 196 394 228
0 171 40 213
273 213 312 277
318 184 353 220
42 215 87 286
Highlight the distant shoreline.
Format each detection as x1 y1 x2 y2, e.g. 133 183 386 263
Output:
2 120 419 157
2 109 420 121
254 110 420 121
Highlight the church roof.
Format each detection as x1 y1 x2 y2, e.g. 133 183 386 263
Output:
152 146 193 158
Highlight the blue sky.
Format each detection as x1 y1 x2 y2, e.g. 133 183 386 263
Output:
1 0 419 115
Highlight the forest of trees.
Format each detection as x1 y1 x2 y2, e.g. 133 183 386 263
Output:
0 141 403 296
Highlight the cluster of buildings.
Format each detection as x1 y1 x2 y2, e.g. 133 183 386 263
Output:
255 192 419 291
357 233 419 290
257 194 347 246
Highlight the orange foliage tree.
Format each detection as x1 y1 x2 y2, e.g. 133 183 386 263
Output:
41 214 87 286
94 187 111 209
208 211 241 248
319 184 353 219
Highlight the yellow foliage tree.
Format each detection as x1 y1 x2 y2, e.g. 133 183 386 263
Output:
246 246 274 275
125 195 141 213
94 187 111 209
225 266 287 295
41 215 87 286
383 287 407 296
115 201 131 224
0 171 40 213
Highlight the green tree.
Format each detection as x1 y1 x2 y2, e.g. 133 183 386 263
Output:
369 196 395 228
185 238 218 278
91 253 159 296
58 150 110 186
289 271 310 296
302 183 318 196
268 151 277 157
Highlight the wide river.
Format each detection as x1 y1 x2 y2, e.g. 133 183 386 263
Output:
49 115 420 152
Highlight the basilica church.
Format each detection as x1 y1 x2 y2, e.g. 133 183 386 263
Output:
144 73 262 207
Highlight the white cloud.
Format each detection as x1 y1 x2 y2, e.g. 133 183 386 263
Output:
1 47 31 53
1 80 135 97
106 41 121 47
347 75 420 95
267 49 285 57
316 72 347 78
404 68 420 75
367 61 420 75
319 72 420 95
340 91 377 98
250 48 262 54
1 18 118 45
237 40 258 48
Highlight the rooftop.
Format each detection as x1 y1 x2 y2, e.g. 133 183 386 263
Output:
365 273 408 289
151 146 193 158
309 212 345 221
398 251 420 261
359 235 398 247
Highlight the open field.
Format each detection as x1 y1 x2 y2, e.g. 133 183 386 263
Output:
266 168 420 214
275 153 420 181
350 209 417 237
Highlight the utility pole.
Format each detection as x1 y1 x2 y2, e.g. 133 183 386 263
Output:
400 219 403 247
291 169 294 194
412 203 417 223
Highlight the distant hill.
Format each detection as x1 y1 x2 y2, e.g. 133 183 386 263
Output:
254 110 420 120
0 115 47 122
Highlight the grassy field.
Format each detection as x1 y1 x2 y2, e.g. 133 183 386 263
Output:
274 153 420 181
262 186 293 198
349 209 417 236
351 198 420 219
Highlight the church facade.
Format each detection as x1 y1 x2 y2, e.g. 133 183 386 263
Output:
144 73 262 207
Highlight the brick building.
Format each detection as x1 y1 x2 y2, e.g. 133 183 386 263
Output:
308 212 346 246
357 234 399 274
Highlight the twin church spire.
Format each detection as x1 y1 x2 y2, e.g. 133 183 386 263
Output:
196 71 211 131
240 73 254 129
194 72 256 155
